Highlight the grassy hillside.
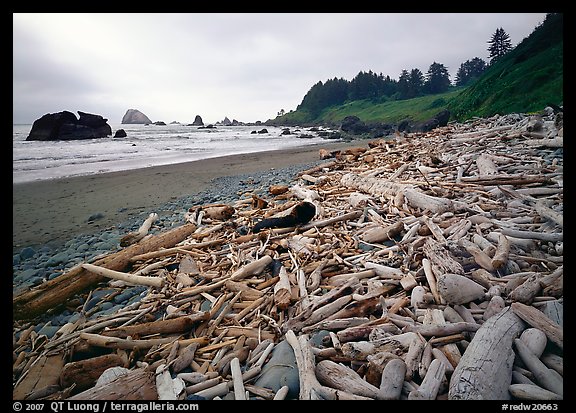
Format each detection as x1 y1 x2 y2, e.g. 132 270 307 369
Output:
448 13 563 121
270 13 562 126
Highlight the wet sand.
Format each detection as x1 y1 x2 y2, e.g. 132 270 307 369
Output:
13 140 367 250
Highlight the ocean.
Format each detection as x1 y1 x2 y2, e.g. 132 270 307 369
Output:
13 123 337 184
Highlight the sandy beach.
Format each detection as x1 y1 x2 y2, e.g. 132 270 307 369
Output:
13 140 367 250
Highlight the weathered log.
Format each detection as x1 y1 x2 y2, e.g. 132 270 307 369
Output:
448 307 526 400
491 233 511 269
378 358 406 400
273 265 292 310
509 274 542 304
82 263 164 288
408 359 446 400
519 328 548 358
156 364 186 400
437 273 486 305
316 359 381 399
513 339 563 396
13 223 197 320
68 368 158 400
13 353 66 400
102 314 209 339
120 212 158 246
60 354 125 394
361 221 404 244
508 383 562 400
80 332 179 350
511 302 563 350
230 255 273 281
170 343 199 374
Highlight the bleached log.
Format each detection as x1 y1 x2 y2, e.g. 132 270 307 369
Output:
519 328 548 358
363 262 403 278
79 332 179 350
230 255 273 281
491 233 511 269
102 314 209 339
120 212 158 246
156 364 185 400
361 221 404 244
341 333 417 360
509 274 542 304
523 136 563 148
408 359 446 400
437 273 486 305
511 302 563 350
513 339 563 396
230 357 246 400
82 263 164 288
68 368 157 400
340 173 467 213
290 184 320 201
316 359 381 399
448 307 526 400
404 333 426 381
376 358 406 400
475 153 499 175
508 383 562 400
500 228 563 243
273 265 292 310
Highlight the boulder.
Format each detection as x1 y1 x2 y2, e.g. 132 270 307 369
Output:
411 110 451 133
26 111 112 141
221 117 232 126
113 129 127 138
340 116 370 135
191 115 204 126
121 109 153 124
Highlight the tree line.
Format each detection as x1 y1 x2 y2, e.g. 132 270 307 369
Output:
292 27 513 117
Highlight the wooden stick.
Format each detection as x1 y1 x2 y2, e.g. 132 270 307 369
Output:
120 212 158 246
82 263 164 288
79 332 179 350
230 357 246 400
230 255 273 281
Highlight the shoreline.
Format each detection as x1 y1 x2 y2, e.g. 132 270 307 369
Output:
13 140 368 250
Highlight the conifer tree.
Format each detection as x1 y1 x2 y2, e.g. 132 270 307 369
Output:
488 27 512 64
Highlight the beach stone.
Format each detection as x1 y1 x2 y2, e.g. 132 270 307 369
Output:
254 339 299 399
45 251 70 267
13 268 39 284
87 212 105 222
37 324 60 339
76 243 90 253
19 247 36 260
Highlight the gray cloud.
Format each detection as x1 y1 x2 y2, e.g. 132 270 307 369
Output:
13 13 549 124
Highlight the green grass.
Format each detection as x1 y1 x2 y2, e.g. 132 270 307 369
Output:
269 14 562 127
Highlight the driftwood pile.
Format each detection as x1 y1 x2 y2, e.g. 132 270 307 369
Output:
13 109 563 400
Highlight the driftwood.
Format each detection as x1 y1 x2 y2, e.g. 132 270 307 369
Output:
68 368 157 400
448 307 526 400
13 223 197 320
12 109 563 401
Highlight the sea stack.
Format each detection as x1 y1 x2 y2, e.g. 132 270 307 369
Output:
121 109 153 124
26 111 112 141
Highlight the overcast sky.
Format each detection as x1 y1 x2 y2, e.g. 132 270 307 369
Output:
13 13 549 124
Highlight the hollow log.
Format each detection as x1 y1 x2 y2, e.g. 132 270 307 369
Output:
13 223 197 321
448 307 526 400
